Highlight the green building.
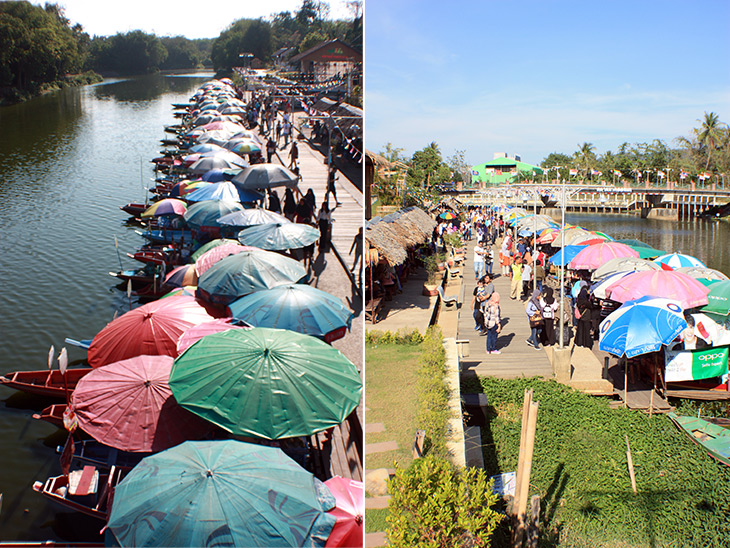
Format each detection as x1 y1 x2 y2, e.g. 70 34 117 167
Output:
471 156 543 186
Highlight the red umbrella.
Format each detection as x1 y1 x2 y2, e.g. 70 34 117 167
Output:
324 476 364 547
176 318 250 355
87 296 219 367
71 355 214 452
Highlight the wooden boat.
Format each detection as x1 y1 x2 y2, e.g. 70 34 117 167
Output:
109 268 160 287
119 202 149 217
1 368 91 398
138 228 190 245
667 412 730 467
32 464 124 521
55 439 148 471
33 404 66 428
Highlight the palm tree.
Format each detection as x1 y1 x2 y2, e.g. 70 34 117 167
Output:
697 111 728 170
574 142 596 178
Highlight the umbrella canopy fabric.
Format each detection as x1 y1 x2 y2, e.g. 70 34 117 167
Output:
232 164 299 191
237 222 320 251
605 270 710 309
217 208 289 228
197 249 307 305
161 285 197 299
324 477 364 548
599 296 687 358
87 296 219 368
227 140 262 156
184 181 243 203
591 257 662 281
625 245 666 260
654 253 706 269
590 271 633 301
190 238 240 262
568 242 640 271
170 328 362 439
183 200 244 229
188 156 247 175
105 440 336 548
438 212 457 220
176 318 249 354
701 280 730 317
227 284 353 341
141 198 187 218
553 227 591 248
194 242 255 276
164 264 198 288
548 245 587 267
675 266 729 283
188 143 226 154
71 355 213 452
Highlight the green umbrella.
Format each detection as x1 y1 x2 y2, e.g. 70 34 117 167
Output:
701 280 730 317
170 328 362 439
105 440 335 547
626 245 666 259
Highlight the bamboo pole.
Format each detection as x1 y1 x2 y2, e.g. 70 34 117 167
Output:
625 434 637 494
513 389 533 516
513 400 539 548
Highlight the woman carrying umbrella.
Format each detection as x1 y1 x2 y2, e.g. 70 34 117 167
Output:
317 201 333 254
575 286 594 349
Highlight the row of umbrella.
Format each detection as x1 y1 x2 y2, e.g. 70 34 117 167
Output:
65 79 362 547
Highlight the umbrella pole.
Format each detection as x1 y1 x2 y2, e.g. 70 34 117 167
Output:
650 355 658 417
624 358 628 408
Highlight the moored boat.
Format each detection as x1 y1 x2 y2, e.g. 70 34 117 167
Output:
668 412 730 467
54 439 148 471
1 368 91 398
32 404 66 428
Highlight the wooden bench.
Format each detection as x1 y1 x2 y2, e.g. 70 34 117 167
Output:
365 297 383 323
310 411 363 482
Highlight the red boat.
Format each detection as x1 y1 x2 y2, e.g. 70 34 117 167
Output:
1 368 91 399
119 202 148 216
33 404 66 428
32 464 124 521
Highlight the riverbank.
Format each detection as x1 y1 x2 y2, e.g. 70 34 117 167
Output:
0 71 103 106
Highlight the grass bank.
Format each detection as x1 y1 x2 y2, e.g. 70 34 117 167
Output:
1 71 103 106
462 376 730 547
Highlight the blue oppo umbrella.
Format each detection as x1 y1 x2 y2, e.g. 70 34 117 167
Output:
598 296 687 358
548 245 588 267
228 284 354 342
105 440 336 547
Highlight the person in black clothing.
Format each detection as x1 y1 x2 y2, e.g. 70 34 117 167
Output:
575 286 594 349
267 189 281 213
283 188 296 221
304 188 316 214
325 164 340 205
266 138 276 163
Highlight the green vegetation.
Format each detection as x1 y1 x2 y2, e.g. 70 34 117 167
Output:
386 455 503 547
461 376 730 547
365 508 389 533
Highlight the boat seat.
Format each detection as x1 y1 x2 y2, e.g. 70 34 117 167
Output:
68 465 98 496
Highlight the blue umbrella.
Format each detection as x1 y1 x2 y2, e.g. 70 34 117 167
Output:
185 181 243 203
654 253 706 270
598 296 687 358
197 249 307 305
237 222 320 251
228 284 354 342
548 245 588 267
188 143 226 154
183 199 244 229
105 440 336 547
201 168 243 182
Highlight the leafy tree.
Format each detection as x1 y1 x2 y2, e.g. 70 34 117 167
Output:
299 30 328 53
211 18 273 72
697 111 728 170
447 149 469 184
88 31 166 75
573 142 596 177
159 36 202 70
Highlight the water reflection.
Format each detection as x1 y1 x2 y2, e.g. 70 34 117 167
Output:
93 72 214 103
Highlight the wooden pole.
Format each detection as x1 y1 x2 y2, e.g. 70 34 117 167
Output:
513 389 533 517
513 399 539 548
625 434 637 494
528 495 541 548
649 359 657 417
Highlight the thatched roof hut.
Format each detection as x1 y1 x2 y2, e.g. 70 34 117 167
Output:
365 206 436 266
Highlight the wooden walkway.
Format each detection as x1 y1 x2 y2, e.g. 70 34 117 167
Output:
457 240 553 380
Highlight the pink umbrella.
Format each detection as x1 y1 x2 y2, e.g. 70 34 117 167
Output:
193 243 258 276
569 242 640 270
176 318 250 355
71 355 214 452
606 270 710 309
324 476 364 548
87 296 220 367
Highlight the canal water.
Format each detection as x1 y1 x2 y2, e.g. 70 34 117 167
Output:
0 72 214 542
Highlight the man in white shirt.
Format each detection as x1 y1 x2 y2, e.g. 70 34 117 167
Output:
473 241 486 280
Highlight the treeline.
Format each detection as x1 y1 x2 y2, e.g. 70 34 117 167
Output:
211 0 362 72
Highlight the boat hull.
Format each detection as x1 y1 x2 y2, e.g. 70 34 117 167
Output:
668 412 730 467
1 368 91 398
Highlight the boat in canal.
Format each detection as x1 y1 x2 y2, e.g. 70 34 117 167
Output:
668 412 730 467
0 368 91 399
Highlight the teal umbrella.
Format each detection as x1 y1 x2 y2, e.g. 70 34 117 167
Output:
197 249 307 306
183 199 244 229
170 328 362 439
105 440 336 547
701 280 730 317
237 222 320 251
227 284 354 342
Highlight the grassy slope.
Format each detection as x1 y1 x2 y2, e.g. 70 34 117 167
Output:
462 376 730 548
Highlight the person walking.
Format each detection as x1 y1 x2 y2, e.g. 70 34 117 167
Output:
510 257 522 299
325 164 341 205
473 240 486 280
288 141 299 170
526 289 544 349
484 292 502 354
316 201 332 254
267 189 281 213
534 259 545 292
575 286 594 349
350 227 363 275
484 244 494 276
282 120 291 146
275 120 282 145
282 188 297 221
540 287 559 346
471 278 487 332
266 137 276 163
521 260 532 300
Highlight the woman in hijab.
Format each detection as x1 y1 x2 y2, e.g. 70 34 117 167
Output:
540 287 560 346
283 188 296 221
525 289 543 349
575 286 594 349
267 189 281 213
484 292 502 354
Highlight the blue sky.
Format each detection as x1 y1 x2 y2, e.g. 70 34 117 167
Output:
365 0 730 167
